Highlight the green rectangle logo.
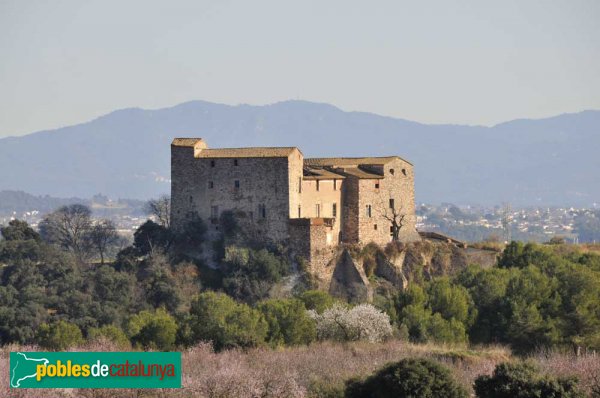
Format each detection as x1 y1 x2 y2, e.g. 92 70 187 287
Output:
10 351 181 388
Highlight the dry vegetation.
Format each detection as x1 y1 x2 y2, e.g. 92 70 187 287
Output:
2 340 599 398
580 243 600 254
468 241 506 252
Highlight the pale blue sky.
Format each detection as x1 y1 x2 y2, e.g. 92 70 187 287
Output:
1 0 599 137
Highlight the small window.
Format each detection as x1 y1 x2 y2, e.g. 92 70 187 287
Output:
259 204 266 218
333 179 337 190
210 160 215 168
208 181 214 189
389 198 395 209
234 180 240 189
389 168 395 175
189 195 193 203
332 203 337 217
298 205 301 218
299 177 302 193
234 159 239 166
402 168 407 176
211 205 219 219
316 180 320 191
374 224 378 230
375 182 380 189
366 204 372 218
316 204 321 217
390 226 394 233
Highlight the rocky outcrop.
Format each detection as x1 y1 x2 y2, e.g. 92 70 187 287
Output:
329 249 372 303
375 252 408 290
311 240 500 303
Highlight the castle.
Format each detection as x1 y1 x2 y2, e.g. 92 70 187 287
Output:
170 138 420 271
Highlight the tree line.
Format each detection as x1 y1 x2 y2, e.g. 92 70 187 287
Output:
1 201 600 356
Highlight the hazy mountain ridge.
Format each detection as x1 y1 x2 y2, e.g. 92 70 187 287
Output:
0 100 598 205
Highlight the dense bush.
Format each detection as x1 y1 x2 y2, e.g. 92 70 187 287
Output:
36 320 84 350
396 283 469 344
457 243 600 352
258 298 316 346
474 361 583 398
345 358 468 398
298 290 336 313
126 308 177 350
133 220 172 256
186 291 268 350
88 324 130 348
222 246 290 303
0 219 41 242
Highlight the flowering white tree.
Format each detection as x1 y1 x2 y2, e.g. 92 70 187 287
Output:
308 303 392 343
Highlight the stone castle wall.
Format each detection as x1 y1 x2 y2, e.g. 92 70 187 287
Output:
299 178 344 243
172 140 420 278
356 158 420 246
171 145 296 243
289 218 338 288
341 178 360 243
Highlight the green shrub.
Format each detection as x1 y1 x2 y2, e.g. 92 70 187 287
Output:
258 298 316 346
474 361 583 398
187 291 267 350
395 279 472 345
36 320 84 350
427 277 476 327
298 290 335 314
345 358 468 398
223 247 290 303
308 379 345 398
88 324 130 348
126 308 177 350
133 220 172 255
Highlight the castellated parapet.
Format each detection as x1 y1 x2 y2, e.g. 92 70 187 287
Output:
171 138 420 275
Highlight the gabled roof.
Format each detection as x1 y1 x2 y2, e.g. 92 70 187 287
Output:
305 156 412 166
197 147 299 158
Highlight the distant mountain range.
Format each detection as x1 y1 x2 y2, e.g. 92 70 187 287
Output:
0 100 598 206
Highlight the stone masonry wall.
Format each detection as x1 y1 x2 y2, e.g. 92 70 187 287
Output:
299 178 344 243
287 149 304 224
341 177 360 243
171 147 293 243
171 145 198 231
357 159 420 246
289 218 338 288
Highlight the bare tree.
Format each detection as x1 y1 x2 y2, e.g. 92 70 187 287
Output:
376 189 406 242
88 219 119 264
145 195 171 228
39 204 93 259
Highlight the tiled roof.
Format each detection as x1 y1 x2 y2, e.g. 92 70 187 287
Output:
303 167 346 180
336 167 384 179
171 138 204 147
305 156 412 166
197 147 299 158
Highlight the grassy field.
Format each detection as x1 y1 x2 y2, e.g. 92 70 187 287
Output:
2 339 599 397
